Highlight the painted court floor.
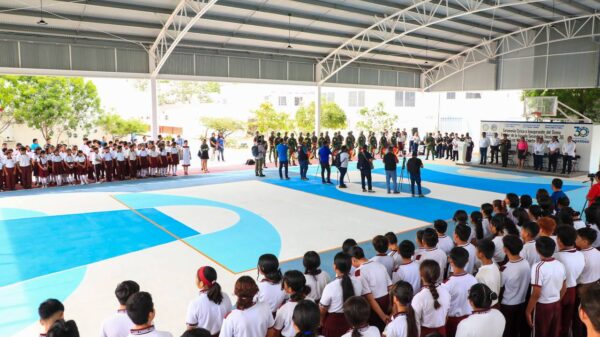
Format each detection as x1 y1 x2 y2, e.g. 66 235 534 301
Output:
0 160 590 337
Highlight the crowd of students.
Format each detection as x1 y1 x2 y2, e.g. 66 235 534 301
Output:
36 179 600 337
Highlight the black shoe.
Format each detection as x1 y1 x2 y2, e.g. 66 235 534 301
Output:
259 174 266 177
368 190 375 193
327 181 333 184
285 177 290 180
393 191 400 194
322 181 327 184
362 189 367 192
340 185 347 188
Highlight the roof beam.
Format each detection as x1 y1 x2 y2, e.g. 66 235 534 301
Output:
149 0 218 76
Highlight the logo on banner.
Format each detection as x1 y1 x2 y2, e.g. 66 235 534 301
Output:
573 126 589 138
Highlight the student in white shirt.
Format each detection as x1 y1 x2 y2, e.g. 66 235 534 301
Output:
561 136 576 175
412 260 450 336
499 235 531 337
520 221 541 268
257 254 287 314
291 300 321 337
274 271 311 337
371 235 395 277
385 232 402 271
126 292 173 337
320 252 363 337
578 283 600 337
532 136 546 171
303 251 330 302
546 136 560 173
525 237 566 337
101 280 139 337
455 283 505 337
443 247 478 337
38 299 66 337
453 224 477 275
185 267 232 335
350 246 392 332
575 228 600 287
221 276 275 337
480 204 494 240
418 228 448 283
434 220 454 255
474 239 501 307
555 225 585 337
342 296 381 337
489 215 508 265
392 240 421 293
384 281 419 337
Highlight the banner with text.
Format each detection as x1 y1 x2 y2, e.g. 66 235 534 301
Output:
480 121 595 172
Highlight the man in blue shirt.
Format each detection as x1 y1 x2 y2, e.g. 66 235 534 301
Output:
318 141 332 184
276 140 290 180
30 138 40 151
550 178 567 207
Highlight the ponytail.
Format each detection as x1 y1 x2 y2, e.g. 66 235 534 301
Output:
428 284 441 310
207 282 224 305
334 253 355 302
351 327 361 337
197 266 224 305
406 305 419 337
419 260 441 310
47 319 79 337
258 254 283 283
471 211 484 240
283 270 311 302
390 281 418 337
340 274 355 303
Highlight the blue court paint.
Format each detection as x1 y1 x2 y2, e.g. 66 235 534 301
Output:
115 193 281 273
0 266 86 337
0 209 196 287
0 208 47 220
264 178 477 223
136 208 199 238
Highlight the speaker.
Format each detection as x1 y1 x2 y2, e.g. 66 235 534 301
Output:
411 127 419 136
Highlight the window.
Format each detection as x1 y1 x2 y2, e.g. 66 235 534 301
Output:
278 96 287 106
446 92 456 100
395 91 416 107
294 97 304 106
324 92 335 103
348 91 365 107
466 92 481 99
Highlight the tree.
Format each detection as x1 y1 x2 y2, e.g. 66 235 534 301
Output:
200 116 245 138
7 76 102 142
248 102 294 133
356 102 398 132
295 100 347 131
97 113 148 139
522 89 600 122
0 76 19 134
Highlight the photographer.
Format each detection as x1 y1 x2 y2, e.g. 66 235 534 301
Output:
586 171 600 206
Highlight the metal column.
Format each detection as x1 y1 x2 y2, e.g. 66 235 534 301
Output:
150 77 159 140
315 85 322 135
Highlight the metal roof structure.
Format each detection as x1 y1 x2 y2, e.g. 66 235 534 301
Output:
1 0 599 135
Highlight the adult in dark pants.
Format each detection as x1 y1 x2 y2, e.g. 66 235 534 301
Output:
500 134 511 167
276 140 289 180
465 133 474 162
298 139 310 181
383 146 399 194
561 136 576 175
318 141 332 184
489 132 500 164
407 152 424 197
357 145 375 193
338 146 349 188
547 136 560 173
479 132 490 165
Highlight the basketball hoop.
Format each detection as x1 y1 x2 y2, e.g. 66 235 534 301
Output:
533 111 542 119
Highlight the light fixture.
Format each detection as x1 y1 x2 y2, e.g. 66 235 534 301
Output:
287 13 293 49
37 0 47 25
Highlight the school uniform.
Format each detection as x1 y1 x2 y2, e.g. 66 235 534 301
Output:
577 247 600 285
4 157 16 190
383 313 409 337
126 326 172 337
274 300 304 337
100 309 134 337
371 254 395 278
320 276 363 337
92 153 103 180
116 152 127 180
64 155 75 176
455 309 505 337
128 150 138 178
17 154 33 189
304 271 331 302
182 146 191 166
220 302 274 337
500 258 530 337
412 284 451 337
392 261 421 293
546 142 560 172
456 243 477 275
0 157 4 190
257 280 287 314
555 248 585 337
160 149 168 169
186 290 232 335
437 235 455 255
387 250 402 272
492 235 506 265
103 152 115 182
74 155 86 176
520 240 540 268
355 261 393 331
170 146 180 165
475 263 501 307
443 273 478 337
531 258 566 337
417 248 447 283
533 143 545 171
341 326 380 337
139 150 149 170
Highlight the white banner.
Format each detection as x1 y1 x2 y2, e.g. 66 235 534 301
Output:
480 121 596 172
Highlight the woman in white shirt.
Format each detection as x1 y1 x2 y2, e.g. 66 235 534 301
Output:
384 281 419 337
455 283 505 337
220 276 274 337
185 266 232 335
303 251 330 303
411 260 450 336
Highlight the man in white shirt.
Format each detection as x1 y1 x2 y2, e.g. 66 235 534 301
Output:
489 132 500 164
533 136 546 171
546 136 560 173
475 239 501 307
101 280 139 337
126 292 172 337
561 136 576 175
479 132 490 165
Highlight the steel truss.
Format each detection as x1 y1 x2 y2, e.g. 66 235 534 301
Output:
149 0 218 76
423 14 600 89
316 0 547 85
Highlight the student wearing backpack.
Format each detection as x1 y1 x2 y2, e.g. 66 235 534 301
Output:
253 138 266 177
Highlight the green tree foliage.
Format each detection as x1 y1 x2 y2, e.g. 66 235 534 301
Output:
200 116 245 138
0 76 19 134
97 113 148 139
295 100 348 131
356 102 398 132
131 80 221 105
2 75 102 141
248 102 294 133
522 89 600 122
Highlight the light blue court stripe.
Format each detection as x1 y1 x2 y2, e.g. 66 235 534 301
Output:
0 267 86 337
366 181 432 195
114 193 281 273
0 209 195 287
264 177 478 223
0 208 47 221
